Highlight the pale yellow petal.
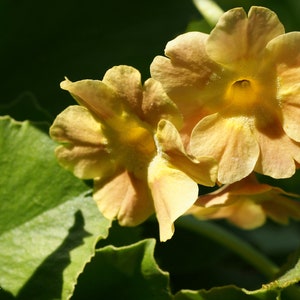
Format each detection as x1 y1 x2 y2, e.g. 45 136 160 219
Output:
50 106 113 179
266 32 300 142
142 78 182 129
207 6 284 66
190 114 259 184
50 105 106 145
94 171 154 226
60 78 120 120
54 145 114 179
102 65 143 116
155 119 217 186
148 155 199 241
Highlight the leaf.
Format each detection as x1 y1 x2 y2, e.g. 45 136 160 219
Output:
72 239 172 300
174 286 278 300
174 251 300 300
262 252 300 290
0 116 111 299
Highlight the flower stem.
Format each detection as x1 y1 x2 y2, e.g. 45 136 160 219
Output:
176 215 279 279
192 0 224 27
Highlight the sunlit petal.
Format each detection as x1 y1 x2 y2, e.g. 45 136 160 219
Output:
156 119 217 186
254 123 300 178
102 65 143 116
50 106 113 179
60 78 120 120
207 6 284 66
267 32 300 141
148 155 199 241
190 114 259 183
94 171 154 226
142 78 183 129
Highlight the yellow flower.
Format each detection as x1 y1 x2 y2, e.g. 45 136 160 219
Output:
50 65 217 241
151 6 300 184
188 173 300 229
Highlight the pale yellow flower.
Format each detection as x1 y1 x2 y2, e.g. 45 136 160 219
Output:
151 6 300 184
188 174 300 229
50 65 217 241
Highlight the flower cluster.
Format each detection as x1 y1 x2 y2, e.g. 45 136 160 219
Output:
50 6 300 241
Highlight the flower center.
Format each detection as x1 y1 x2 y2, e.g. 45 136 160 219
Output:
105 113 156 178
233 79 250 88
225 78 259 110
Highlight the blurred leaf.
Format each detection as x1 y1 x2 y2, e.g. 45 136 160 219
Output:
72 239 172 300
0 116 111 299
186 19 212 33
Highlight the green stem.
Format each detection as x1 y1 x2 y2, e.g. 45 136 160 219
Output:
176 215 279 279
192 0 224 27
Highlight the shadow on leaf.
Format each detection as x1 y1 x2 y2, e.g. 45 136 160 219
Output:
16 210 91 300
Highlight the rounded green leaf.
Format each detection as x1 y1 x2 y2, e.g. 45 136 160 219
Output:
0 116 111 299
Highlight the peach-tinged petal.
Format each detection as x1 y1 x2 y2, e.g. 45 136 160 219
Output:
164 31 211 72
190 174 300 229
148 155 199 241
207 6 284 66
190 114 259 183
150 55 209 103
155 119 217 186
50 106 113 179
214 200 266 229
94 171 154 226
60 78 120 120
254 124 300 178
102 65 143 116
150 32 224 111
150 55 227 134
261 191 300 224
142 78 182 129
266 33 300 142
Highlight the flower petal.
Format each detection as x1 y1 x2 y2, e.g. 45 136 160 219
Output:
261 190 300 224
94 171 154 226
102 65 144 117
266 32 300 142
191 174 300 228
60 78 120 120
207 6 284 66
142 78 182 129
190 114 259 184
254 123 300 178
155 119 217 186
50 106 114 179
148 155 199 241
150 32 223 121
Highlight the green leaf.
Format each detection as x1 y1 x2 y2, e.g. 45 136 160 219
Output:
174 286 278 300
72 239 172 300
262 252 300 291
0 116 111 299
173 252 300 300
